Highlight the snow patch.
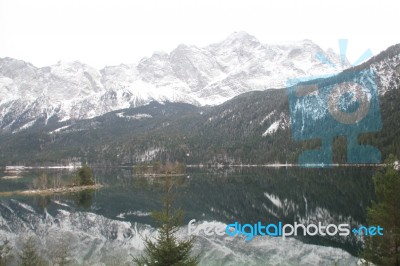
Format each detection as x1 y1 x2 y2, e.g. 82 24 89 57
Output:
10 199 35 213
53 200 71 208
136 147 162 162
116 112 152 120
260 111 276 125
264 192 283 208
262 121 280 136
117 211 151 219
12 120 36 134
49 125 70 134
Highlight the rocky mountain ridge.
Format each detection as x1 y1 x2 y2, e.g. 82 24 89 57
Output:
0 32 345 133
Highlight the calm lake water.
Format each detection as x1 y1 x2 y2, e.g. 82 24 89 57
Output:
0 166 377 265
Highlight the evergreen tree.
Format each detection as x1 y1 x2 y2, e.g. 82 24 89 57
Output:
19 236 48 266
363 154 400 265
77 165 95 185
133 176 199 266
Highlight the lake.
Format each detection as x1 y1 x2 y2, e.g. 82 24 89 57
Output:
0 166 377 265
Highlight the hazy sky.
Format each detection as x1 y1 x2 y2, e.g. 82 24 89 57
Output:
0 0 399 69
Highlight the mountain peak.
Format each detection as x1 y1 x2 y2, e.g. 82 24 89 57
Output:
55 60 86 68
0 32 366 132
0 57 36 69
227 31 256 40
220 31 259 45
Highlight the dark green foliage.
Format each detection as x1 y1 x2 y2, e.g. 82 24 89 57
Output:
133 177 199 266
77 165 95 185
19 236 48 266
363 155 400 265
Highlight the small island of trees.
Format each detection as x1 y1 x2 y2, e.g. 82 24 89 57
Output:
0 165 102 197
134 161 186 176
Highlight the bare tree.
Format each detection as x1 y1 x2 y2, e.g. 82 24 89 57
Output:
53 172 63 189
32 172 49 190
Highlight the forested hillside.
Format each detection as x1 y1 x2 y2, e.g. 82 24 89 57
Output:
0 44 399 166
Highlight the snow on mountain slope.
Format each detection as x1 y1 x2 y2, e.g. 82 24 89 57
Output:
0 200 358 265
0 32 348 132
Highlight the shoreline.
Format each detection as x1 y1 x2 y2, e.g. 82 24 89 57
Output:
0 184 104 197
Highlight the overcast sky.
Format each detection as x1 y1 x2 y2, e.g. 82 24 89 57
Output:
0 0 399 69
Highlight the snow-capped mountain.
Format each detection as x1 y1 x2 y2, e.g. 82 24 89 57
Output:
0 32 346 132
0 199 358 265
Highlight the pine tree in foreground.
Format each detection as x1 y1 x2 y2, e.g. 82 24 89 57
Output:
133 176 199 266
363 155 400 266
19 236 48 266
